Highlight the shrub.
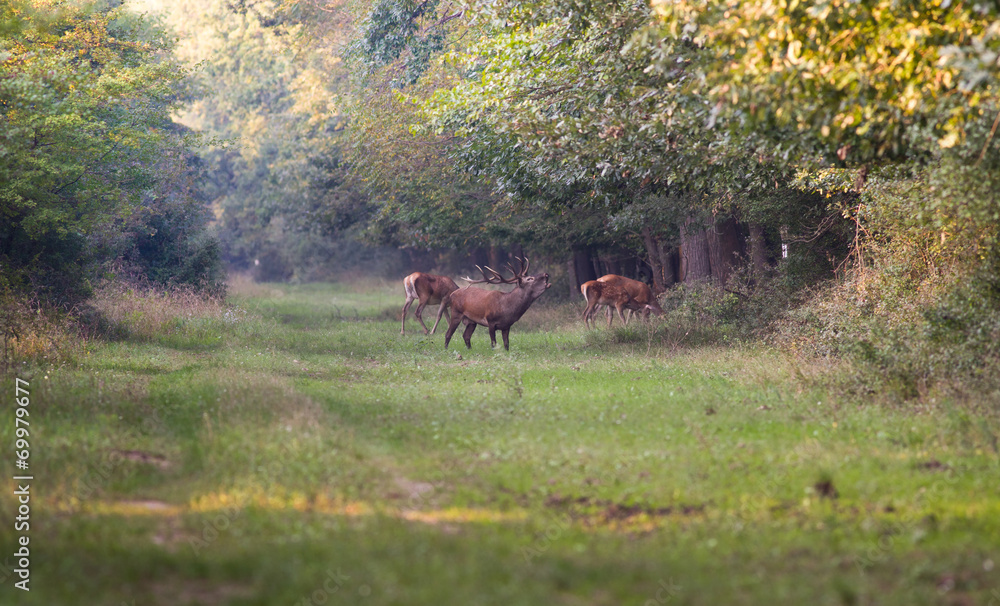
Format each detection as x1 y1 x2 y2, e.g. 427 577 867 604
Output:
0 2 196 308
769 161 1000 398
0 283 83 370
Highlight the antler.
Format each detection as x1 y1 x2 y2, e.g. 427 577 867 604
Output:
505 256 530 279
462 265 517 285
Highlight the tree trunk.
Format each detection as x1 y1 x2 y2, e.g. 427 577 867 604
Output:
629 258 642 281
487 246 506 271
406 247 436 270
567 257 578 299
641 227 666 293
603 255 621 277
572 246 597 288
748 223 769 277
706 217 744 286
680 217 712 282
591 256 603 280
470 246 489 270
659 244 677 288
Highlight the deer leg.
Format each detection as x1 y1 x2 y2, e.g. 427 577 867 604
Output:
443 312 463 349
616 304 628 327
431 296 451 335
500 327 510 351
488 324 498 348
583 301 598 329
605 305 613 327
462 322 477 349
400 296 416 335
414 301 431 334
430 301 448 334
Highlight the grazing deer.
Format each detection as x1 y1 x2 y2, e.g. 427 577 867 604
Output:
581 280 647 329
595 274 663 323
401 272 459 335
439 257 551 351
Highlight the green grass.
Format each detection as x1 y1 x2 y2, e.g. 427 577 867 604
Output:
2 279 999 605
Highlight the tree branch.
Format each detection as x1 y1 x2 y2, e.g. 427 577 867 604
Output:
51 138 123 196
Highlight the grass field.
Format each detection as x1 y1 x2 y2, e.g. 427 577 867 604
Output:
2 278 999 606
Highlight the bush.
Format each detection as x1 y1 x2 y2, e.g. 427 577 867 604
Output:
0 283 83 370
769 161 1000 398
0 2 195 308
125 197 226 296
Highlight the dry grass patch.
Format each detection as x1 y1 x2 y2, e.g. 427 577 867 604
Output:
0 295 84 368
90 281 231 341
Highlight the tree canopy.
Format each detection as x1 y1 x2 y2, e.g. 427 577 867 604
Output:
1 0 220 303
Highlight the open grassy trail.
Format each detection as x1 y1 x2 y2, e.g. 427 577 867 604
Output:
2 280 998 605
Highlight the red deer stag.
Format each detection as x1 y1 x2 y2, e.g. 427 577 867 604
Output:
439 257 551 351
595 274 664 323
580 280 646 329
401 272 459 335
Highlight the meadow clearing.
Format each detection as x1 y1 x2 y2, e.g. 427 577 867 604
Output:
1 278 998 606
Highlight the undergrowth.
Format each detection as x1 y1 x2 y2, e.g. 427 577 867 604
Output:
0 291 84 370
1 278 257 371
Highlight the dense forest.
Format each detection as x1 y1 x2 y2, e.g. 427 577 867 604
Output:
3 0 1000 394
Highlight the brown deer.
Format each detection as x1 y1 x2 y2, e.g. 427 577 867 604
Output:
401 272 459 335
581 280 646 329
595 274 663 323
439 257 551 351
